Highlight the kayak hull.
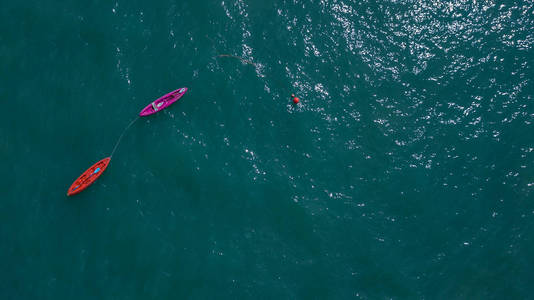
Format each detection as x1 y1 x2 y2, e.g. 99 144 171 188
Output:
139 87 188 116
67 157 111 196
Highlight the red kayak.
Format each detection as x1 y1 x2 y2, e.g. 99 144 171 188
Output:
139 88 187 116
67 157 111 196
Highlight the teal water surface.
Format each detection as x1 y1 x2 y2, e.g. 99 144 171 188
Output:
1 0 533 299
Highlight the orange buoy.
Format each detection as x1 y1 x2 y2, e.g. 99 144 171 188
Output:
291 94 300 104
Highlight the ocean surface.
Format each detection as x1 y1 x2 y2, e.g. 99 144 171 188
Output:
1 0 533 299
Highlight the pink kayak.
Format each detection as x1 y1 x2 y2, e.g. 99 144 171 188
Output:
139 87 188 116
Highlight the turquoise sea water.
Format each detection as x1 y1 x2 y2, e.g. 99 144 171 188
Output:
1 0 533 298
